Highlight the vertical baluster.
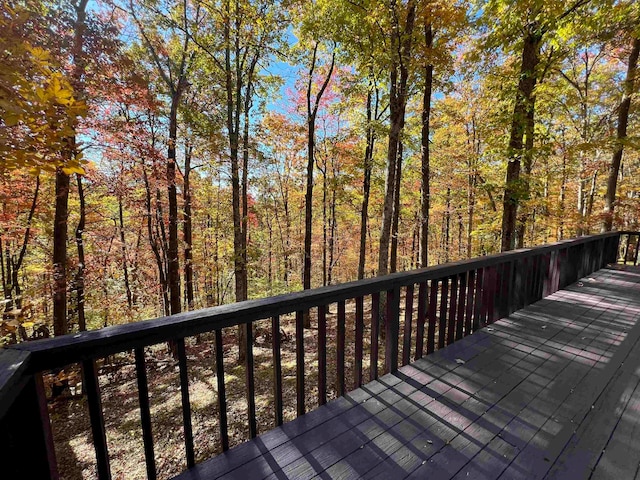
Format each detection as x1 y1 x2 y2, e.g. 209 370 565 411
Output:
272 316 284 424
517 258 526 309
295 310 305 416
370 292 380 380
624 235 630 264
82 359 111 480
456 272 467 340
549 251 557 294
496 263 508 318
402 284 414 366
464 271 475 336
473 267 484 331
214 329 229 451
427 279 438 354
175 338 195 468
438 279 449 349
244 324 257 439
415 282 427 360
134 348 156 480
385 287 401 373
530 256 538 302
542 253 551 297
355 297 364 388
526 257 535 306
559 248 568 289
446 276 458 345
490 266 500 323
337 301 346 396
481 267 492 326
536 255 544 301
317 307 327 406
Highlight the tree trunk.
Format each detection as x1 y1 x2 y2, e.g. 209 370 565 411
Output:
558 142 567 241
501 28 541 251
183 144 194 311
602 37 639 231
378 0 416 276
143 167 169 315
358 86 376 280
420 24 433 268
321 161 328 286
328 160 337 285
52 0 88 337
53 168 69 337
444 187 451 263
516 103 535 248
303 44 335 327
75 174 86 332
118 196 132 311
390 140 403 273
167 91 182 316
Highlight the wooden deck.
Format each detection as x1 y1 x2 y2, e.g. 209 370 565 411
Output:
174 265 640 480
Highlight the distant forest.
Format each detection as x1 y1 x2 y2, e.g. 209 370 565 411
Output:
1 0 639 344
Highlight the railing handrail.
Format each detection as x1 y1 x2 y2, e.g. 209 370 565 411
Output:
5 231 624 373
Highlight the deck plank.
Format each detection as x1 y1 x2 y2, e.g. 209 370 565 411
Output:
173 265 640 480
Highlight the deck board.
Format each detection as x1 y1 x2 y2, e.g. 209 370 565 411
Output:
174 265 640 480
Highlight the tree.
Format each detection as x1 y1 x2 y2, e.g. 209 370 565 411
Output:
378 0 417 276
129 0 201 317
603 35 640 231
478 0 591 251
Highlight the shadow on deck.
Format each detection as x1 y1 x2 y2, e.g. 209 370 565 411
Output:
177 265 640 480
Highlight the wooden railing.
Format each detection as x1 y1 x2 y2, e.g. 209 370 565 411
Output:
0 231 635 479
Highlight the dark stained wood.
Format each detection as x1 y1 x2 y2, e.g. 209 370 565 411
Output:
337 301 346 396
402 284 414 366
385 287 401 373
134 348 156 480
0 372 58 480
317 307 327 406
172 265 640 480
455 272 466 341
464 270 475 336
427 279 438 354
472 267 483 331
272 315 284 424
355 296 364 388
295 310 305 416
4 232 640 480
370 292 380 380
446 275 458 345
176 338 195 468
415 282 427 360
438 278 449 350
11 233 623 374
0 349 31 419
215 329 229 451
244 324 257 438
82 359 111 480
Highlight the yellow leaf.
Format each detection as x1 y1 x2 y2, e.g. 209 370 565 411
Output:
62 165 85 175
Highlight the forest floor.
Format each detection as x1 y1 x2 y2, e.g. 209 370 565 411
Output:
46 296 423 480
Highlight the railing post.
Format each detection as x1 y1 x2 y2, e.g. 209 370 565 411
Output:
0 372 58 479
